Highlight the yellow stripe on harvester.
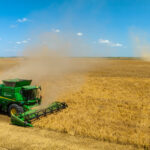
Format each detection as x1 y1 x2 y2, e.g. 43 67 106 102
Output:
0 96 15 101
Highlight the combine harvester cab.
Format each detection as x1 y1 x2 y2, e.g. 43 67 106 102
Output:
0 79 67 127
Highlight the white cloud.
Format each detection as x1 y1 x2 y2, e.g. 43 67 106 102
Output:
99 39 110 44
22 40 28 43
111 43 123 47
52 29 60 33
77 32 83 36
16 39 29 45
55 29 60 33
98 38 123 47
16 41 21 45
17 18 28 23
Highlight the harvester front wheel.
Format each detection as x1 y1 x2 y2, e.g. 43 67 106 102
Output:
8 104 24 116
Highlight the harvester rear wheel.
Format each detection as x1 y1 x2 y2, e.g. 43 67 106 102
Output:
8 104 24 116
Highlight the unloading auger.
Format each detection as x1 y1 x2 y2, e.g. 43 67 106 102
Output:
0 79 68 127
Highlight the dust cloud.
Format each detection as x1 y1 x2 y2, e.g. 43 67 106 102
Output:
133 36 150 61
0 32 92 107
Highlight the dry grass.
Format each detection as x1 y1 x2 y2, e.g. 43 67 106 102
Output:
34 59 150 149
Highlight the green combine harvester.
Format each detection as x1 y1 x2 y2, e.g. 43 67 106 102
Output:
0 79 67 127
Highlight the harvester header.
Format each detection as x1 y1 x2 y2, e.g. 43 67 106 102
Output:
0 78 68 127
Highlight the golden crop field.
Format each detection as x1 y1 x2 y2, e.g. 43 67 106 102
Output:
0 58 149 150
33 58 150 149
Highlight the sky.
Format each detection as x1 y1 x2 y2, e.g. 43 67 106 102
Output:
0 0 150 57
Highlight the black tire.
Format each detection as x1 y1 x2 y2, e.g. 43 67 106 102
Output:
8 104 24 116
